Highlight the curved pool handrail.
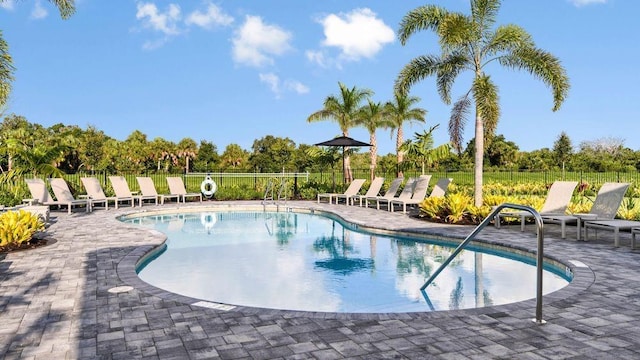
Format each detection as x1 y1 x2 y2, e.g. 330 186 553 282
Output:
420 203 546 324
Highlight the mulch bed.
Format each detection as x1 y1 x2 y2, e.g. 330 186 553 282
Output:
0 238 49 254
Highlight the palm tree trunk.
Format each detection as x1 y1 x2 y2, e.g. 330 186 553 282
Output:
474 111 484 207
369 133 377 181
396 127 404 177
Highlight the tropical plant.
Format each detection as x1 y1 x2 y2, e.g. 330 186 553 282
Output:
395 0 570 206
307 82 373 182
384 91 426 176
354 99 390 180
399 124 451 174
0 210 45 248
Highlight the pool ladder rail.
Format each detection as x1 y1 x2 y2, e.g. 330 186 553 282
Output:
420 203 546 324
262 178 288 209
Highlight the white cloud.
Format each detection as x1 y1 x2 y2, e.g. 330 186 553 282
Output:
259 73 309 98
136 2 182 36
232 15 292 67
316 8 394 62
568 0 607 6
186 2 234 29
30 0 48 20
285 80 309 94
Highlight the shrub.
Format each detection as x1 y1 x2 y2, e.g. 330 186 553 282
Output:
0 210 45 248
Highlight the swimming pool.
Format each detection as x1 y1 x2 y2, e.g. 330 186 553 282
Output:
125 210 571 313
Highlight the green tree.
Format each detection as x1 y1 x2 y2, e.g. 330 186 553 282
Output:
148 137 176 172
249 136 296 173
176 138 198 173
384 91 426 177
354 99 390 180
118 130 150 172
396 0 570 206
307 82 373 182
193 140 219 172
553 131 573 174
220 144 249 171
399 124 451 174
485 134 518 168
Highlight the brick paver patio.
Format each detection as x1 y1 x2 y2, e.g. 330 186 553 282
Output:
1 201 639 359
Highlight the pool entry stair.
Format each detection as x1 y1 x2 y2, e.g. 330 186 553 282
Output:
262 178 288 209
421 203 547 324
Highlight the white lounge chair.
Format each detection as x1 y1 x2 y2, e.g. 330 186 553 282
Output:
376 178 416 211
317 179 366 204
542 182 630 239
496 181 579 231
349 177 385 206
137 177 179 205
364 177 403 208
584 219 640 247
167 177 203 203
24 178 58 207
80 177 116 210
49 178 92 213
109 176 156 207
389 175 433 213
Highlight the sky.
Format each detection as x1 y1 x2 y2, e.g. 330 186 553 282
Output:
1 0 639 156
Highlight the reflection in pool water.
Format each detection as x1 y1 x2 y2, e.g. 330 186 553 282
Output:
126 211 571 313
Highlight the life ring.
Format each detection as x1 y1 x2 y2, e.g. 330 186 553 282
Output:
200 176 217 198
200 212 217 233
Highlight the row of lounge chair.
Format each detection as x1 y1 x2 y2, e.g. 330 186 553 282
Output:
317 176 452 213
495 180 637 247
24 176 202 213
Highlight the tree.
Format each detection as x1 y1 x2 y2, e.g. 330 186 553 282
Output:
1 1 75 107
307 82 373 182
220 144 249 171
396 0 570 206
249 135 296 172
176 138 198 173
552 132 573 174
193 140 219 172
384 91 426 177
354 99 390 180
485 134 518 168
148 137 176 172
399 124 451 174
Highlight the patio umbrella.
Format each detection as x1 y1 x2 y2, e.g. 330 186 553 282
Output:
314 136 372 183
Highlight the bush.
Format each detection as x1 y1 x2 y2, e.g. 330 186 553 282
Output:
213 184 262 200
0 210 45 248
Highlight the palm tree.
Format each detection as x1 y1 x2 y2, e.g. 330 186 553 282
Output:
399 124 452 175
308 82 373 183
384 91 427 177
354 99 391 181
395 0 570 206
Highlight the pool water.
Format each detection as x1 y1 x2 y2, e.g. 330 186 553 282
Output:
126 211 571 313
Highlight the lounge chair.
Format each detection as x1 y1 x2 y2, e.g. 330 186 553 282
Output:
137 177 179 205
364 177 403 208
109 176 157 207
167 177 203 203
349 177 385 206
542 182 630 239
48 178 92 213
389 175 433 213
583 219 640 247
317 179 366 204
24 178 58 207
376 178 416 211
80 177 116 210
496 181 579 231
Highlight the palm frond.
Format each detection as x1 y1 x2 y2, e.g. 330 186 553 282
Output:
395 55 442 98
50 0 76 19
398 5 449 45
437 52 469 104
471 0 501 31
483 24 533 58
499 47 570 111
449 95 471 153
438 13 475 50
472 74 500 139
0 31 15 108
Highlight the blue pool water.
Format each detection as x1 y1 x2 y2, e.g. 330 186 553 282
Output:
125 211 571 313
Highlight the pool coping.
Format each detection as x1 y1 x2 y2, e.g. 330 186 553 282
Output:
115 202 596 321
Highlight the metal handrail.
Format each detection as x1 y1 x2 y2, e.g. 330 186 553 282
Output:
420 203 546 324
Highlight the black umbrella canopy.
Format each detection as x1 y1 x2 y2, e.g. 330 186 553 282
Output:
314 136 372 147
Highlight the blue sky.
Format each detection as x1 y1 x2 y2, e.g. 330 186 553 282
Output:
1 0 638 156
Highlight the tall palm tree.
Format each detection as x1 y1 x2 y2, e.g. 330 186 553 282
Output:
395 0 570 206
308 82 373 183
354 99 391 181
1 1 75 107
385 91 427 177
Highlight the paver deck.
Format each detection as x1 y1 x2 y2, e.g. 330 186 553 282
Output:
1 200 640 359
